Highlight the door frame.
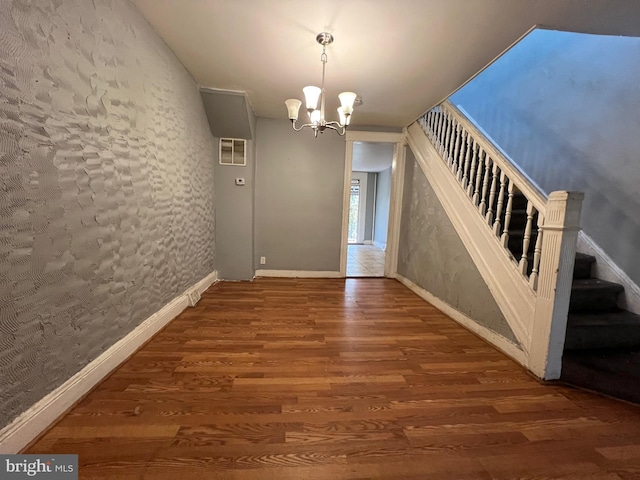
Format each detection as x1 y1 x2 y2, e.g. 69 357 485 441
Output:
340 131 406 278
349 171 369 244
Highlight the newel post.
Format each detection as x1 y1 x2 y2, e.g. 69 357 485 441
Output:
528 191 584 380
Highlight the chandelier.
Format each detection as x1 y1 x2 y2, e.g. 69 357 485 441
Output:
285 32 357 137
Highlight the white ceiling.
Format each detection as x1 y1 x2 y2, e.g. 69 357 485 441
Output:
132 0 640 128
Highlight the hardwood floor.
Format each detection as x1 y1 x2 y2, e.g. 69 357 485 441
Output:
27 278 640 479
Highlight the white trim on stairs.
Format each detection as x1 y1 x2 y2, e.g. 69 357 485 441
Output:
0 271 219 454
396 274 526 365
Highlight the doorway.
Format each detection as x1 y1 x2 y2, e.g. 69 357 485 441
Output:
346 142 394 277
340 131 405 278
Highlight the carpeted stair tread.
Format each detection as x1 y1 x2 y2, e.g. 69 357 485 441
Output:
574 253 596 279
561 348 640 404
565 310 640 349
569 278 624 313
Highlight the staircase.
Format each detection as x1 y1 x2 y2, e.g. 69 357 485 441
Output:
502 193 640 403
411 101 585 379
560 253 640 403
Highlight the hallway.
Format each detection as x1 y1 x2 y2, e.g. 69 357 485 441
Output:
26 278 640 479
347 244 385 277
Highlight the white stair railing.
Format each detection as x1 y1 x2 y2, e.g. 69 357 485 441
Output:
409 100 583 380
419 102 549 288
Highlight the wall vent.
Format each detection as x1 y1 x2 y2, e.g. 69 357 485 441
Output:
219 138 246 166
187 287 201 307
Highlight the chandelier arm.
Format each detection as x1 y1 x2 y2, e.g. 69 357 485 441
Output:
291 120 317 132
321 122 347 136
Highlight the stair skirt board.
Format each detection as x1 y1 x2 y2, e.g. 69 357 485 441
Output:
0 271 219 454
255 270 343 278
397 274 526 367
577 231 640 315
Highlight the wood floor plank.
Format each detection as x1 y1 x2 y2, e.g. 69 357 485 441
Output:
25 278 640 479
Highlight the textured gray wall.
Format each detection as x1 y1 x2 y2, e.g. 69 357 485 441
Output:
0 0 216 429
373 167 391 247
214 139 255 280
254 119 345 271
398 150 516 343
451 29 640 286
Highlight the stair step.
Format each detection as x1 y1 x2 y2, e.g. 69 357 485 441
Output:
574 252 596 279
565 310 640 349
561 348 640 404
569 278 623 313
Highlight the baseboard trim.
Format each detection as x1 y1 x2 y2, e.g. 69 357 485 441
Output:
396 274 527 367
373 241 387 251
577 232 640 315
0 270 219 454
195 270 219 294
255 269 343 278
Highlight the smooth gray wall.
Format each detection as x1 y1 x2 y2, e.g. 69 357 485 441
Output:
363 172 376 242
214 139 255 280
255 119 345 271
398 150 517 343
451 29 640 286
373 167 392 247
0 0 217 429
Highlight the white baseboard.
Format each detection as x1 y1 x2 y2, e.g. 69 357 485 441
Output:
195 270 219 294
577 232 640 315
255 269 343 278
396 274 527 367
373 241 386 251
0 270 218 454
364 240 373 245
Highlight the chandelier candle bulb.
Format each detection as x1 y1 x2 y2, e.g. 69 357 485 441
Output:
303 86 322 111
285 99 302 120
284 32 357 137
339 91 357 115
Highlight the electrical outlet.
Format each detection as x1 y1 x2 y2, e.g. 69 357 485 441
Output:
260 256 266 265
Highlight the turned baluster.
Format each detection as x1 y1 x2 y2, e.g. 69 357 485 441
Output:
519 202 536 275
473 148 485 206
461 131 472 187
467 139 478 198
451 122 461 172
455 128 466 182
493 171 508 236
485 163 500 225
441 112 451 158
436 110 445 149
479 155 492 215
447 117 457 167
529 214 544 290
501 181 515 248
427 111 435 140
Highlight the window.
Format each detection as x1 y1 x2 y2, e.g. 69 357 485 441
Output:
219 138 246 166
